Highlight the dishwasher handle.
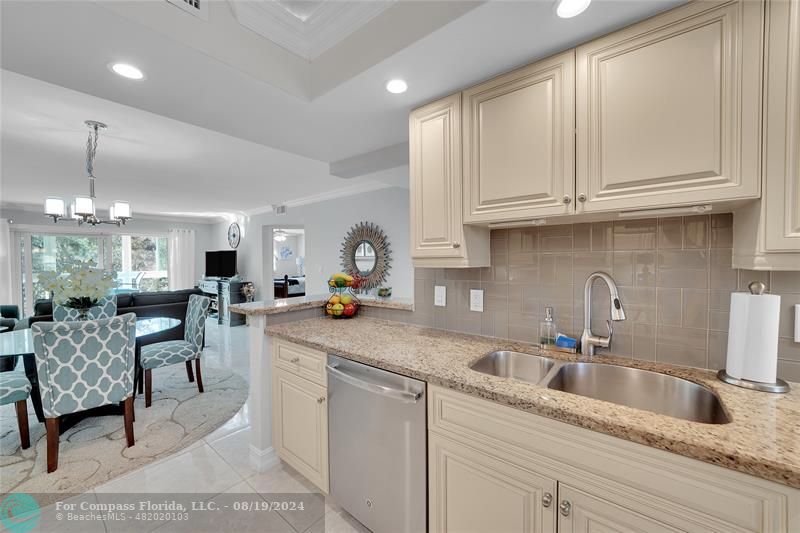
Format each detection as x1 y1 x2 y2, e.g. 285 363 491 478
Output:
326 364 422 403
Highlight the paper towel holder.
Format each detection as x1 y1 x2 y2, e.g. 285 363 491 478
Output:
717 280 790 393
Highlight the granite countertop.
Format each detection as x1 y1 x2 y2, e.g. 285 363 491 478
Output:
266 316 800 488
230 295 413 316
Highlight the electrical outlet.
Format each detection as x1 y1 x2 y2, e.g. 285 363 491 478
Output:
470 289 484 312
434 285 447 307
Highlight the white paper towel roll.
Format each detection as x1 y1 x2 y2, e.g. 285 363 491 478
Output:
725 292 781 383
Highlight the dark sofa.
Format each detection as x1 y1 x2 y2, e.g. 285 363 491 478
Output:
25 288 203 345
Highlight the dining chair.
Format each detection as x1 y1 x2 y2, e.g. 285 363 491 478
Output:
53 295 117 321
32 313 136 473
0 369 31 450
140 295 211 408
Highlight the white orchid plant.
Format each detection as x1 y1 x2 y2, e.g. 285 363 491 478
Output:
38 260 117 313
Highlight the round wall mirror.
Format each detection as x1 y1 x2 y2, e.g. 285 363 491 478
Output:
354 241 377 275
340 222 391 291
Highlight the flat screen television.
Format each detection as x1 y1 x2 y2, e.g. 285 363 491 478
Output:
205 250 237 278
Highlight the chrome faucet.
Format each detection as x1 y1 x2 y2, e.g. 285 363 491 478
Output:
580 271 626 357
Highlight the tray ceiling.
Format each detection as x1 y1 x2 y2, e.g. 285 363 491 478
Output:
231 0 397 60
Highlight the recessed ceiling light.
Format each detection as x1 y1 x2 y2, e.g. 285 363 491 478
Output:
555 0 591 18
110 63 144 80
386 79 408 94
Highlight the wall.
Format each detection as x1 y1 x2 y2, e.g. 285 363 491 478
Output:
364 214 800 382
273 233 303 277
209 187 412 299
0 206 214 281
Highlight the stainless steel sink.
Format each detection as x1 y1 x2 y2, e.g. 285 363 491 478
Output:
470 351 556 385
546 363 729 424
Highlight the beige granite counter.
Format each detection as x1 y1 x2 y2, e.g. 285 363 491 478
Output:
266 316 800 489
230 294 413 316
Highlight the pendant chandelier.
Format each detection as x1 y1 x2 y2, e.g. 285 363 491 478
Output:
44 120 132 226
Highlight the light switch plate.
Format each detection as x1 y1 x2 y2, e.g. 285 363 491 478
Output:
470 289 484 312
434 285 446 307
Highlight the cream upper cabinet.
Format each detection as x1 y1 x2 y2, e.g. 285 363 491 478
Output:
429 432 557 533
733 0 800 269
764 0 800 251
463 50 576 222
410 94 489 268
575 0 763 213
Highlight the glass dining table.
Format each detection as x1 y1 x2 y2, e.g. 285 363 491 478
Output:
0 317 181 432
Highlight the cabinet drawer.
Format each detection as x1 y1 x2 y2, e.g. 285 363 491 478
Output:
274 340 327 386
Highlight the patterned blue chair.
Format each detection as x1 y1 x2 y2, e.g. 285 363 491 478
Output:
32 313 137 473
140 295 211 408
53 295 117 321
0 370 31 450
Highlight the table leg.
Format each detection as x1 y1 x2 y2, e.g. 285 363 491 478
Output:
22 354 44 422
248 315 278 473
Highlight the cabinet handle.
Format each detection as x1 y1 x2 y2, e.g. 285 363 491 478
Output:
562 195 571 205
542 492 552 508
577 193 587 203
317 396 326 404
452 242 461 249
559 500 571 517
290 357 300 363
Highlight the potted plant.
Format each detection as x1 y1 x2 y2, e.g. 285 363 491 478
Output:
38 261 117 320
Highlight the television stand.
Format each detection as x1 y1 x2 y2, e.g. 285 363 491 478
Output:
199 278 248 327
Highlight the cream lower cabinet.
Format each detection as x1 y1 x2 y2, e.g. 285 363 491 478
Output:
428 385 798 533
575 0 763 214
272 340 328 493
462 50 576 223
410 94 490 268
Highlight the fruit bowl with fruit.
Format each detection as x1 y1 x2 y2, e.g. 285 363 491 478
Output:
325 272 361 319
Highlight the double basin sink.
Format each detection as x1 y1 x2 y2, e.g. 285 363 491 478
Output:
470 351 729 424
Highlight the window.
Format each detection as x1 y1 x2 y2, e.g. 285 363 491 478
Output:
111 235 168 292
13 230 170 315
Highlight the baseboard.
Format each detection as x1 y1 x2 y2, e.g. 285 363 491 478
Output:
249 444 279 472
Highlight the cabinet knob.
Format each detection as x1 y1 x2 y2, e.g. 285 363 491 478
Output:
452 242 461 249
559 500 571 517
577 193 587 203
317 396 326 404
290 357 300 363
562 195 572 205
542 492 553 508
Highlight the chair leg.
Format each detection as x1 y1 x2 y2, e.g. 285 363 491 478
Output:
123 397 135 447
185 361 195 383
145 369 153 408
46 418 60 473
195 358 204 394
15 400 30 450
137 367 144 394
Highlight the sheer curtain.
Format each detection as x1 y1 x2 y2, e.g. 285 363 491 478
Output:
168 228 196 290
0 219 12 304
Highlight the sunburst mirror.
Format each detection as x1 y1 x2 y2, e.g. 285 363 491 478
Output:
340 222 391 291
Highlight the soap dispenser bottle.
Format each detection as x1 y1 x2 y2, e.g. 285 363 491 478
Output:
539 307 557 349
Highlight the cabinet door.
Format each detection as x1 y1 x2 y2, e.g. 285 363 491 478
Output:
429 433 557 533
764 0 800 251
576 0 763 213
272 368 328 492
410 94 465 258
557 484 682 533
463 50 575 222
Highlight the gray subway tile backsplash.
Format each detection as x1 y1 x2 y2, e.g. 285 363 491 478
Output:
381 214 800 381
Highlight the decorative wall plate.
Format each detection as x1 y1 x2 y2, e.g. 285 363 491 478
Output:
340 221 391 292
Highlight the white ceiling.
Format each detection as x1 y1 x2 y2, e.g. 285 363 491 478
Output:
0 70 392 219
0 0 685 219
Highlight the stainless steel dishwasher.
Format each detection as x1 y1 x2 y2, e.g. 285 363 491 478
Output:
327 354 427 533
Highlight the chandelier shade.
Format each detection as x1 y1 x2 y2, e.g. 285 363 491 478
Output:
43 120 132 226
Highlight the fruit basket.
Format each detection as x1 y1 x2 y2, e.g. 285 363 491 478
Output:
325 272 361 319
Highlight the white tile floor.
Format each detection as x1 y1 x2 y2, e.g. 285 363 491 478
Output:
30 321 370 533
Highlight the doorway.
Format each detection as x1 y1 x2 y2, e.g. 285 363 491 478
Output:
271 227 305 299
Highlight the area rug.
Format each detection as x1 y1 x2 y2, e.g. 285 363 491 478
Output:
0 365 248 500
